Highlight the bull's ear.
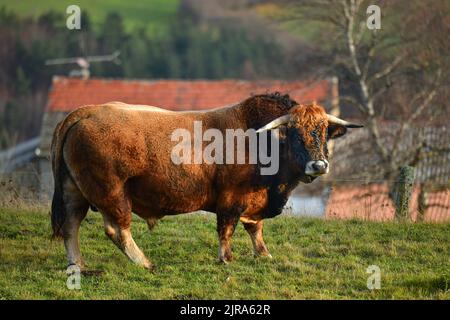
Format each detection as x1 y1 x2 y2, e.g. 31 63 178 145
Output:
326 114 363 139
328 122 364 139
327 124 348 139
275 125 288 143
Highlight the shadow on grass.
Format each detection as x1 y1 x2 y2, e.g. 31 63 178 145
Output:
401 275 449 294
81 270 105 277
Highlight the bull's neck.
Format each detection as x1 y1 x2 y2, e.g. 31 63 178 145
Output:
232 101 291 130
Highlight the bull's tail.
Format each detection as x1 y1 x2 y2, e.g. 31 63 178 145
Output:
50 112 84 239
50 119 66 239
50 174 65 238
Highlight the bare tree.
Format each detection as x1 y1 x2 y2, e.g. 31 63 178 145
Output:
279 0 449 181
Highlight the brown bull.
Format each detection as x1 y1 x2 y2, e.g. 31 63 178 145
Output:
51 93 362 270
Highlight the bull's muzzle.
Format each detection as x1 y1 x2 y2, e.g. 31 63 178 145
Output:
305 160 329 176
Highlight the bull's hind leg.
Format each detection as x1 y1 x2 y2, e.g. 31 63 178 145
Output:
241 219 272 258
101 205 153 270
62 179 89 268
74 172 152 270
216 213 240 264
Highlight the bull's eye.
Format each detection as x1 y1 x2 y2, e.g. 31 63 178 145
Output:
310 130 321 148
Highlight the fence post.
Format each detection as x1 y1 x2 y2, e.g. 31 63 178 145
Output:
395 166 415 221
417 186 427 222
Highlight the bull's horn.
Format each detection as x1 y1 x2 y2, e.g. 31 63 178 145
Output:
256 115 291 133
326 114 364 128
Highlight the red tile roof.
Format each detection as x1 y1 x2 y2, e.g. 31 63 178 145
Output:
46 76 334 112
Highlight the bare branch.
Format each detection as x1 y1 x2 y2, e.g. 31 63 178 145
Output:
367 54 405 85
366 117 390 163
340 95 367 115
282 1 346 27
410 88 438 121
354 18 367 46
391 70 443 161
369 85 389 106
361 43 377 81
391 122 410 161
409 69 442 121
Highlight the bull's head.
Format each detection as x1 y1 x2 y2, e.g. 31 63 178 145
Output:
256 102 363 183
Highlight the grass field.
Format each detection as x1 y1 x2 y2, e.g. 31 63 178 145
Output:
0 0 179 33
0 208 449 299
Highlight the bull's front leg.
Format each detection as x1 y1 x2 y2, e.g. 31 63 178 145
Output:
242 219 272 258
216 212 240 264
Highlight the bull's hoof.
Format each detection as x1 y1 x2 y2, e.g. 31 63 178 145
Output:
67 261 85 271
143 262 156 272
219 255 233 265
146 266 156 273
255 252 272 259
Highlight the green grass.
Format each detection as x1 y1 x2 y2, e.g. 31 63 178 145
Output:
0 208 449 299
0 0 179 34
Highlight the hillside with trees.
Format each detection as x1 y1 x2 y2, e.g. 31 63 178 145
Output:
0 3 299 149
